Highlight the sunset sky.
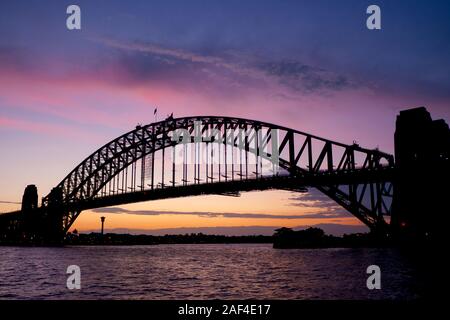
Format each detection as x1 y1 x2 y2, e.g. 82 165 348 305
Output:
1 0 449 235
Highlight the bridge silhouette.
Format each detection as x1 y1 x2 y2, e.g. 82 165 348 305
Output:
0 107 448 244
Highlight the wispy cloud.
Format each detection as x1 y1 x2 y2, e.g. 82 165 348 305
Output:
95 37 259 78
0 200 21 205
91 207 348 219
93 37 357 95
288 189 348 218
0 116 102 140
260 60 355 93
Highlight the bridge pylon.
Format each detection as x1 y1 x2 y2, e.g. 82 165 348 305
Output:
18 185 65 244
391 107 450 242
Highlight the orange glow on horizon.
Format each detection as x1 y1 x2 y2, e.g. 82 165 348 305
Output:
69 190 364 233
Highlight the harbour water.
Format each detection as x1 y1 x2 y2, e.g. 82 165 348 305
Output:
0 244 428 300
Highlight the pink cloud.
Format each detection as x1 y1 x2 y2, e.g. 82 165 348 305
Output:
0 115 101 141
1 39 446 155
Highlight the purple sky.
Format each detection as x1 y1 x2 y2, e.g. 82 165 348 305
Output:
0 0 449 233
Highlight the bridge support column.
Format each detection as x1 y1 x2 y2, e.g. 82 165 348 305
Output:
42 187 65 244
21 184 39 239
391 107 449 242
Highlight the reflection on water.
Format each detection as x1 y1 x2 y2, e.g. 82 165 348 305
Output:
0 244 426 300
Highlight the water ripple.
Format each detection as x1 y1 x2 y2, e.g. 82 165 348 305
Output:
0 244 423 300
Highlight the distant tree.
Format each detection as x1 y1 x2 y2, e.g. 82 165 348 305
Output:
301 227 325 239
274 227 294 236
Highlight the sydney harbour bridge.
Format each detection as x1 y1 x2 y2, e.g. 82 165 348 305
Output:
0 107 448 244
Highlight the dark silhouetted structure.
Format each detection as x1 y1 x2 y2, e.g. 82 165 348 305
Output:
273 227 326 248
100 216 105 235
21 184 38 238
21 184 38 212
391 107 450 242
0 108 447 245
273 227 385 248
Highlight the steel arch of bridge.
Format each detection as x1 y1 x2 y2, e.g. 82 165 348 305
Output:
41 116 395 233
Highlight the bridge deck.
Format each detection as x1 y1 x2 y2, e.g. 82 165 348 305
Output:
1 166 394 221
